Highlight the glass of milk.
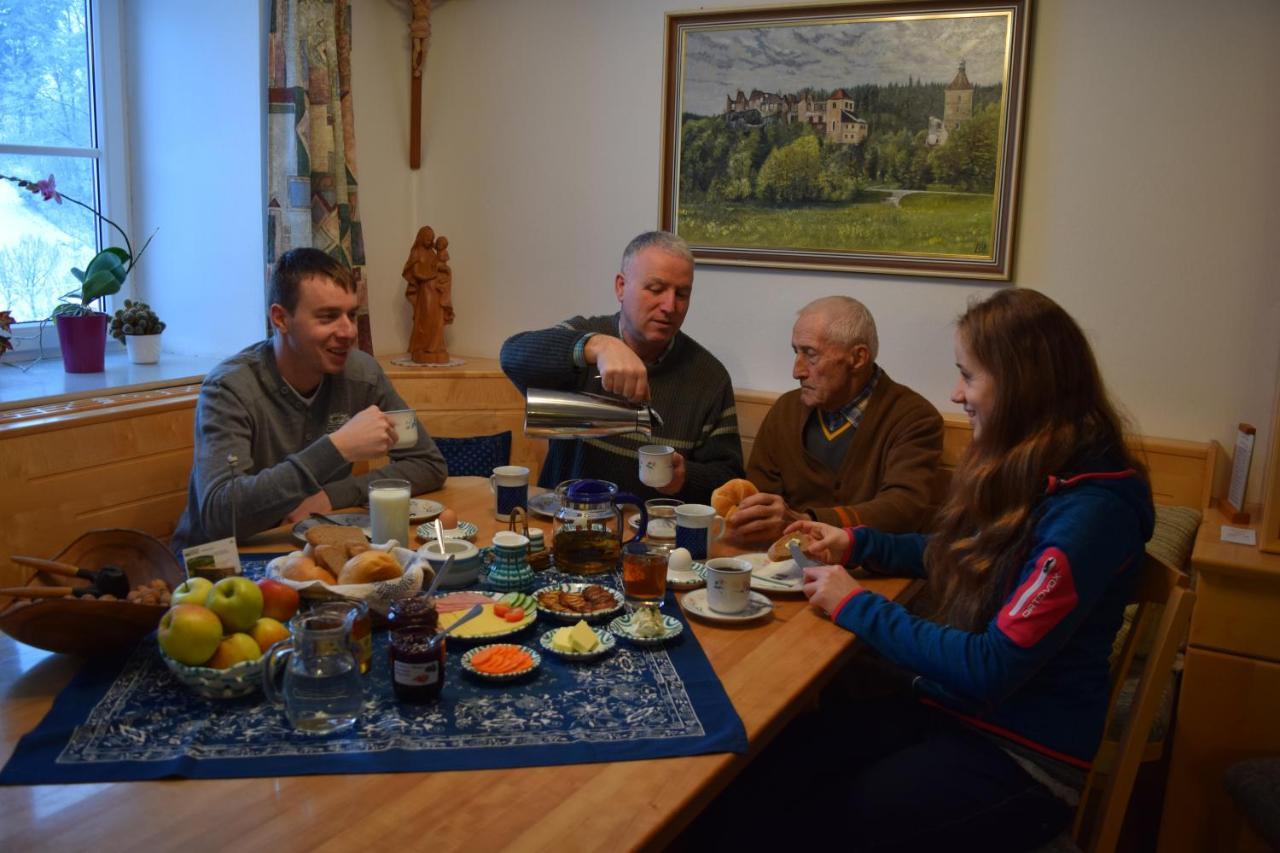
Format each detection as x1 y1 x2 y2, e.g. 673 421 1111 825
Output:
369 478 412 547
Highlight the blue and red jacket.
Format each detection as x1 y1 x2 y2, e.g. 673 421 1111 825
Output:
830 464 1154 767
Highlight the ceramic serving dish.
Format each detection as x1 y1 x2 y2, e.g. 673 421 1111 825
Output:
0 528 186 656
160 649 265 699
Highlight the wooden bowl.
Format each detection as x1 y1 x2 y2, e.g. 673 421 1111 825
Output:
0 528 186 656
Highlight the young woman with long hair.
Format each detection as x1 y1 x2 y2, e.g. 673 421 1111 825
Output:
783 288 1154 850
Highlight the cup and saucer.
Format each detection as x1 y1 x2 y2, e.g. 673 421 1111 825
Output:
680 557 774 623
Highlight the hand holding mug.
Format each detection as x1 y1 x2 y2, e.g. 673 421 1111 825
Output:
331 405 395 461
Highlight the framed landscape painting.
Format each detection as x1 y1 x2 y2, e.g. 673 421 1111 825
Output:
660 1 1032 279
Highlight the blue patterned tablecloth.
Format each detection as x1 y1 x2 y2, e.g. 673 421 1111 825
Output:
0 557 746 785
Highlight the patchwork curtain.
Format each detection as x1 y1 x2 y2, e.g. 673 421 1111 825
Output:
266 0 372 353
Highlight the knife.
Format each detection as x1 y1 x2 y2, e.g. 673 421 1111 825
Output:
788 539 822 569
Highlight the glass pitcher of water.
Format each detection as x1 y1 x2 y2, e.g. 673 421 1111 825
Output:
264 611 364 735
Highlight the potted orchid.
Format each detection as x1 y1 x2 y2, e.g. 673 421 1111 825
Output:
0 172 155 373
0 310 13 361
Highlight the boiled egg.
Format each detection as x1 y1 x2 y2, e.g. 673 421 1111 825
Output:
667 547 693 574
438 508 458 529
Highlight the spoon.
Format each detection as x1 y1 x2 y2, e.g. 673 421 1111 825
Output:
421 553 454 600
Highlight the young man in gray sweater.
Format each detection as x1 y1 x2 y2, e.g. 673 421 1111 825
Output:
171 249 447 554
499 231 743 503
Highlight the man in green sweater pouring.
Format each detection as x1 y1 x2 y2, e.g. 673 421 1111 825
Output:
499 231 743 503
728 296 942 546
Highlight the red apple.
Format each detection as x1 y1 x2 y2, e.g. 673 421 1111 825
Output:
250 617 290 653
204 576 263 633
257 579 300 622
157 604 223 665
206 632 262 669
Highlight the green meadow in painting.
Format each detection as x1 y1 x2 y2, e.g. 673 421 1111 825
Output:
673 13 1012 260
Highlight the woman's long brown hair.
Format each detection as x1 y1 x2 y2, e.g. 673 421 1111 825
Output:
923 289 1148 631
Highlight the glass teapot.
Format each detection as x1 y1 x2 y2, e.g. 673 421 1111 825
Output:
552 479 647 575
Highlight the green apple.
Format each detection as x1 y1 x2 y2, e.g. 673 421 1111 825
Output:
206 632 262 669
204 576 264 633
157 604 223 666
171 576 214 607
250 617 290 653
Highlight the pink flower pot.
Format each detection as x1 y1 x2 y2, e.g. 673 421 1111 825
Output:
56 313 108 373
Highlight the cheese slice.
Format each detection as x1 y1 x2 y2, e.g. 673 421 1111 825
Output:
551 627 576 653
568 620 598 652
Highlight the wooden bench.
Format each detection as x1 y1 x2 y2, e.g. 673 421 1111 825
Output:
0 357 539 588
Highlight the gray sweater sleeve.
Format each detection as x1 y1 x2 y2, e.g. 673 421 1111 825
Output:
189 380 354 542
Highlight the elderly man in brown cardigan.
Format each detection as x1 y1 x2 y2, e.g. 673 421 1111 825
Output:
727 296 943 546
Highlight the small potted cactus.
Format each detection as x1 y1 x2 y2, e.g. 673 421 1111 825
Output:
110 299 166 364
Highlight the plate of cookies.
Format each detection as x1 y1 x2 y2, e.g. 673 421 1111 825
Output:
533 583 624 623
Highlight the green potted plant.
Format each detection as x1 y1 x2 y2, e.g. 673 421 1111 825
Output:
0 173 155 373
110 300 166 364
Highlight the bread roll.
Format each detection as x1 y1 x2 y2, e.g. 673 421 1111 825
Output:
767 530 816 563
711 478 759 520
338 549 403 585
280 553 339 585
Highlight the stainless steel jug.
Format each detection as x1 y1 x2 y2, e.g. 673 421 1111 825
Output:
524 389 664 439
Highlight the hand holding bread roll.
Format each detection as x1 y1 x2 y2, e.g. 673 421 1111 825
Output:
710 478 758 521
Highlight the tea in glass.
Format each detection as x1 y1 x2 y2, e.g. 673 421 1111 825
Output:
622 542 668 607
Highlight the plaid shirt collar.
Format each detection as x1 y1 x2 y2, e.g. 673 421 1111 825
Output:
818 364 882 435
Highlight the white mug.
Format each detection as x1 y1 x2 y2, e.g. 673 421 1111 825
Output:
674 503 725 560
489 465 530 521
704 557 753 614
638 444 675 488
385 409 418 450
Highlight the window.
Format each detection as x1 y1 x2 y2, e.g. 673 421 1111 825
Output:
0 0 126 337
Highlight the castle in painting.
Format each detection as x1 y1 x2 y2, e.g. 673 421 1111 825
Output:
926 60 975 146
723 87 868 144
720 60 975 147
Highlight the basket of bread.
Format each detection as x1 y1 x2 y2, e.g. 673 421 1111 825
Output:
266 524 431 616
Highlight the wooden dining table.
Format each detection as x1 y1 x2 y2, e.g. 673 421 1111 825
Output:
0 476 912 852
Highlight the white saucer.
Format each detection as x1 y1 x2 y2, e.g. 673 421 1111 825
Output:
667 561 706 590
680 588 774 624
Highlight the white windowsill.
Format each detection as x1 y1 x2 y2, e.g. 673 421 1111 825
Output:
0 345 221 411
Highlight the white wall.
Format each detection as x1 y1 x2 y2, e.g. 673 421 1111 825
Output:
358 0 1280 499
124 0 266 357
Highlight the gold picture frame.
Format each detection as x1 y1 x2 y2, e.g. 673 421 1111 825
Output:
660 0 1032 280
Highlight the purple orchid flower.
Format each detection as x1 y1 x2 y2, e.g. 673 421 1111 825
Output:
35 174 62 203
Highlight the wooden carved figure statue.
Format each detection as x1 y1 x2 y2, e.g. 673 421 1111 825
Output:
404 225 454 364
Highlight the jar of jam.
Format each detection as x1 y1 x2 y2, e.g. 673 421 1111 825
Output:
387 595 444 703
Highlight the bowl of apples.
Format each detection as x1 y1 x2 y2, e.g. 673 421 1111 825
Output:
157 575 300 699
